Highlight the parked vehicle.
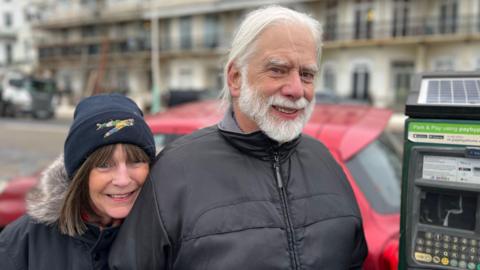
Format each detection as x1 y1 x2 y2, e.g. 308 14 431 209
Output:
0 99 400 269
1 72 56 119
0 175 38 231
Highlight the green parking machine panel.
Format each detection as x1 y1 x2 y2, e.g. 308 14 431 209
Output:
400 72 480 270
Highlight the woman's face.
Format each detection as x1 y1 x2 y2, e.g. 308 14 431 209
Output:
88 144 149 225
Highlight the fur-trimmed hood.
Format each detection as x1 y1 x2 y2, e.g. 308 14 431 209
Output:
26 155 69 225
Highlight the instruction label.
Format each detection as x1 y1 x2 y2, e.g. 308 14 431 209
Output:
423 155 480 184
408 122 480 146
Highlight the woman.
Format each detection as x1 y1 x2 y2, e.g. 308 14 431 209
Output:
0 93 156 270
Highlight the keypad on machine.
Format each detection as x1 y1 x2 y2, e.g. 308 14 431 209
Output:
414 231 480 269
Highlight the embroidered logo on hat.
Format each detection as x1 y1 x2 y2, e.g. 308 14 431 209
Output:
96 118 135 138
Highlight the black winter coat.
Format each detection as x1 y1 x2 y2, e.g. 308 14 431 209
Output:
109 126 368 269
0 156 119 270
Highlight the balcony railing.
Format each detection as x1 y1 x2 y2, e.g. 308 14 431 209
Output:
323 15 480 43
38 14 480 61
38 36 152 59
38 32 231 61
0 29 17 40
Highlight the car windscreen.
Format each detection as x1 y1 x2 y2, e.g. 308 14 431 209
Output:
346 133 402 214
8 78 24 88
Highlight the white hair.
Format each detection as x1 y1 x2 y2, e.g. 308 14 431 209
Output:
221 5 323 104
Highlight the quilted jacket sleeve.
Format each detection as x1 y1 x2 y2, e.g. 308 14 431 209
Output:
108 175 172 270
349 222 368 269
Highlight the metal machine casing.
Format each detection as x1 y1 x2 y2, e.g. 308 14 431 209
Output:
400 72 480 270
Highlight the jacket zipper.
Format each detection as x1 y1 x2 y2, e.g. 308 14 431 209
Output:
273 153 299 269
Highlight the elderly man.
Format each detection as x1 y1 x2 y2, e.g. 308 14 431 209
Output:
109 5 368 269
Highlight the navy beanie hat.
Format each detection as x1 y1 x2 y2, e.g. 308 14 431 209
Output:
64 93 156 179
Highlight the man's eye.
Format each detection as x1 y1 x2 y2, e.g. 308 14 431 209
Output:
301 71 315 83
270 67 286 75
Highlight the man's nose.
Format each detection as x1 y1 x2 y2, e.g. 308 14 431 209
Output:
281 71 304 99
112 163 130 186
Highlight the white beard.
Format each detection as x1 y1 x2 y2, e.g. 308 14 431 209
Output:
237 79 315 143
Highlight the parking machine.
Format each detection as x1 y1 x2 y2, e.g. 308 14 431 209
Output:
400 72 480 270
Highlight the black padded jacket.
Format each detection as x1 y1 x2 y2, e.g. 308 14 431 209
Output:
0 157 119 270
109 126 368 269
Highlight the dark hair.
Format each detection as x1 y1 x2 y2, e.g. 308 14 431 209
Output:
58 143 150 236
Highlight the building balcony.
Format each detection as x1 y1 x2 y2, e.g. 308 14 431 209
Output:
38 36 150 62
38 13 480 64
0 30 17 41
35 2 144 30
323 15 480 48
37 32 230 63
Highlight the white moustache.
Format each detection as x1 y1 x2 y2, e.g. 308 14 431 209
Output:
269 95 310 110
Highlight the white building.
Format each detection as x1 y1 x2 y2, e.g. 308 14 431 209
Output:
34 0 480 111
0 0 47 75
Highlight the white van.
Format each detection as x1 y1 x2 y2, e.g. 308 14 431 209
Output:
1 72 56 119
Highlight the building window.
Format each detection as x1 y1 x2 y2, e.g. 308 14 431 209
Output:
204 14 219 49
476 58 480 70
354 0 374 39
391 61 414 108
478 1 480 32
433 58 454 71
87 44 100 55
5 44 13 64
81 0 96 6
116 69 129 94
160 19 171 51
392 0 410 37
351 64 370 101
324 0 338 41
82 25 97 38
322 65 336 93
179 16 192 50
24 41 31 60
4 12 12 27
207 67 223 92
439 0 458 34
61 73 72 92
24 7 35 22
179 67 193 89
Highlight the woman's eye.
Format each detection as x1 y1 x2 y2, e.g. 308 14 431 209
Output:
96 162 113 169
128 160 147 167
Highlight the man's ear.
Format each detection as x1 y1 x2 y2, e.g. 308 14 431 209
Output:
227 62 242 98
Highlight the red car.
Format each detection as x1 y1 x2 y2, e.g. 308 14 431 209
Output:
0 99 401 269
0 175 38 228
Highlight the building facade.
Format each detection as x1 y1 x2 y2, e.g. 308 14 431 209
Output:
0 0 46 75
34 0 480 111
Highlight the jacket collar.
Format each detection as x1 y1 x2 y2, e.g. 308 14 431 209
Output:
77 223 119 249
26 155 69 225
217 108 300 162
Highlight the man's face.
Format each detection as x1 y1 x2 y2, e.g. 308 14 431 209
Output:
232 23 318 142
237 74 315 143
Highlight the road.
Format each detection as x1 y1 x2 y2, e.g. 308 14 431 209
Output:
0 117 71 181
